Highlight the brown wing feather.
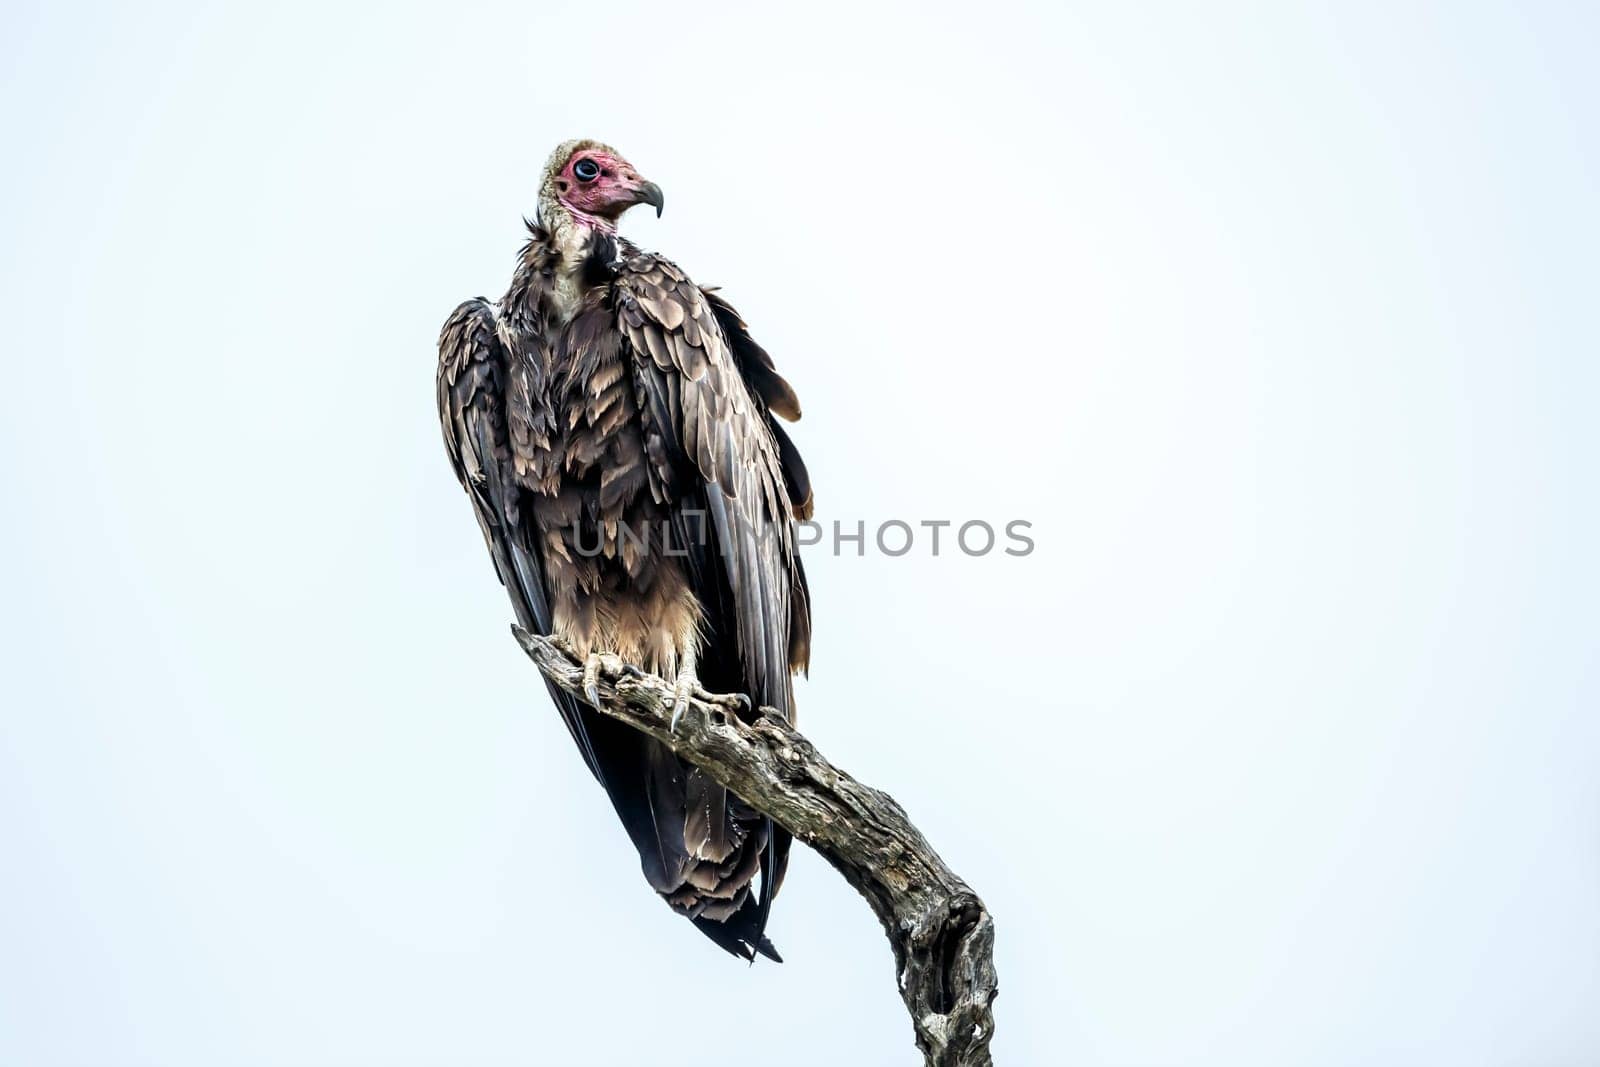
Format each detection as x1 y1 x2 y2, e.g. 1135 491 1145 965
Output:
614 256 803 718
436 298 606 779
701 288 803 421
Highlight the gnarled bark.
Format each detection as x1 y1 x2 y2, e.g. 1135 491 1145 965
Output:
513 627 999 1066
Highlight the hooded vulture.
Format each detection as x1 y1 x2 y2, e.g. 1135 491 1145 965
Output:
436 139 813 961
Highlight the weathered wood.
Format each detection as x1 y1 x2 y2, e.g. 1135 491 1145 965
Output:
513 627 999 1066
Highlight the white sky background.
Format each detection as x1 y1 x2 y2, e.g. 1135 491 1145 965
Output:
2 1 1597 1063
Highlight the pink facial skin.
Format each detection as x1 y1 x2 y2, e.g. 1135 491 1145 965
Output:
554 150 663 231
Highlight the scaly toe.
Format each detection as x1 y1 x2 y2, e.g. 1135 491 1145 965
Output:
582 653 604 708
668 677 696 733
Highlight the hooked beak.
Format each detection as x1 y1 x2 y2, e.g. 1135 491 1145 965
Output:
633 180 664 218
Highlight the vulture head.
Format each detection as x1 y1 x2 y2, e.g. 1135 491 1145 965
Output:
539 139 664 232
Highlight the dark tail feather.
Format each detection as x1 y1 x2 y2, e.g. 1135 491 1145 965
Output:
587 734 783 962
693 891 784 963
752 821 792 961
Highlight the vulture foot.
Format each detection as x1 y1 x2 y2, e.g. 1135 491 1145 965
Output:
581 651 627 708
665 658 753 731
668 663 700 733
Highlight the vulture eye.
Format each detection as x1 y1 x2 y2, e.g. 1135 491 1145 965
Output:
573 158 601 182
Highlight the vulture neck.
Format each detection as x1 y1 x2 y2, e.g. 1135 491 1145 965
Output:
537 199 617 324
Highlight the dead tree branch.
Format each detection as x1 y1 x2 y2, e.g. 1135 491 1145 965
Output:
512 627 999 1067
